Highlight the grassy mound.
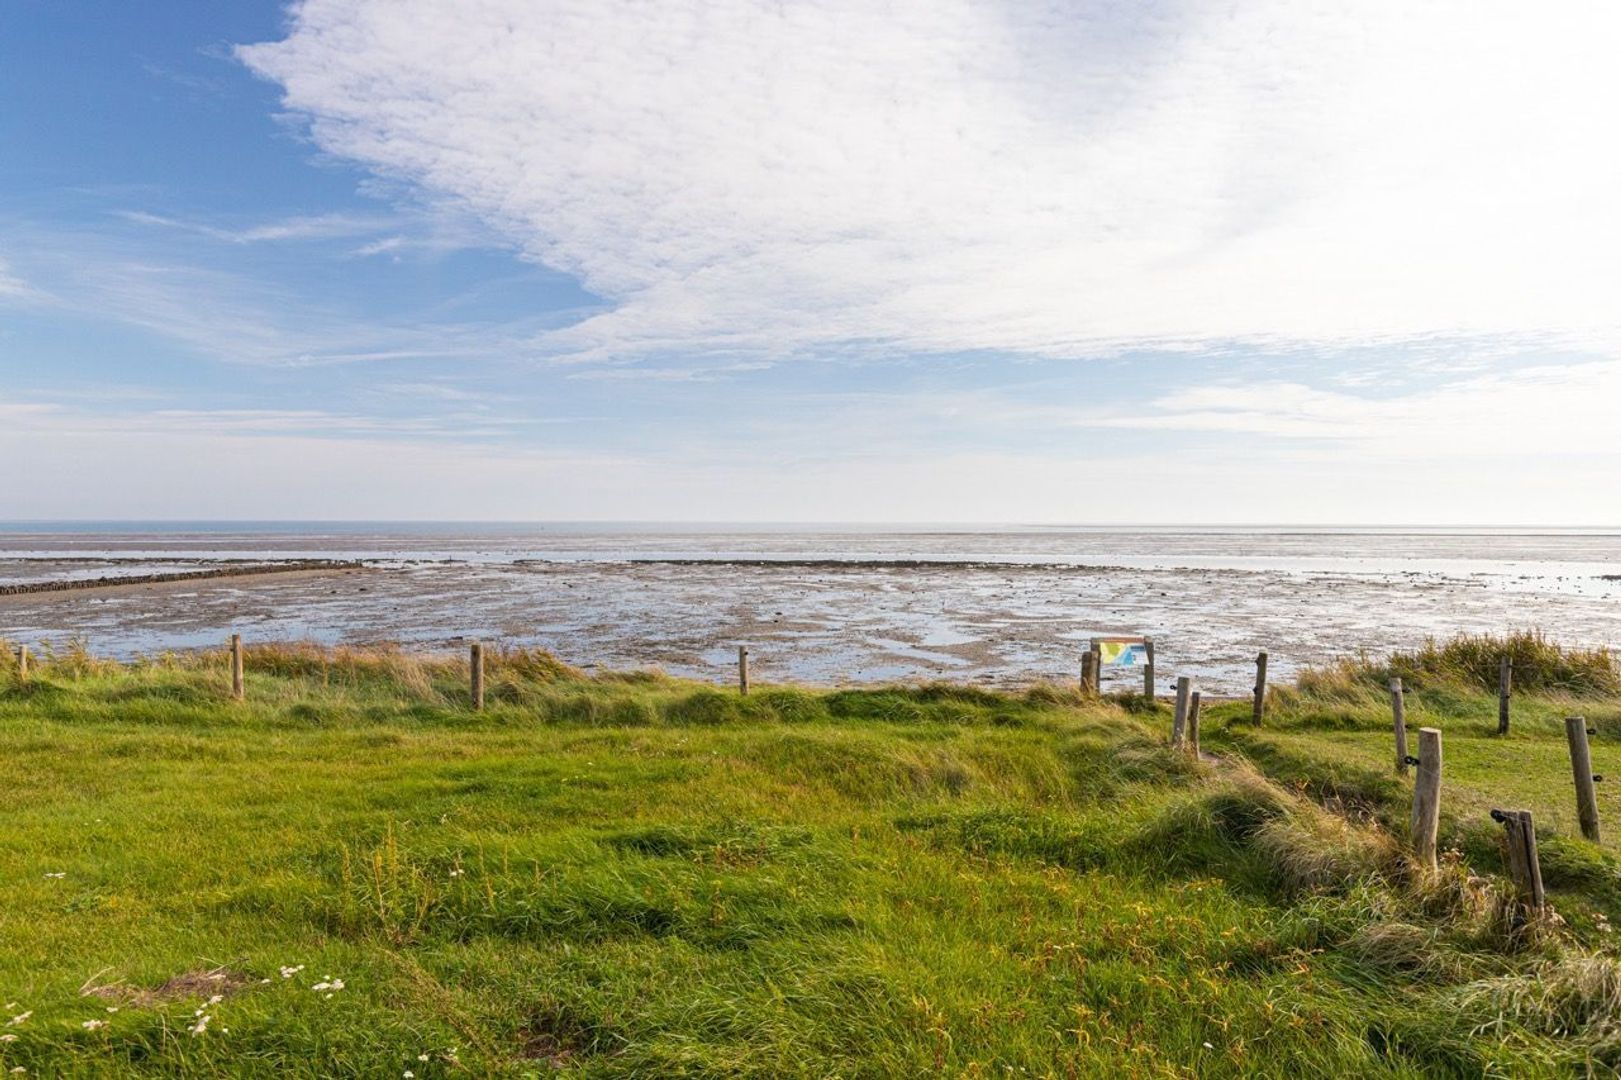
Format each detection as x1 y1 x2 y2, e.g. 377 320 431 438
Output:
2 640 1621 1075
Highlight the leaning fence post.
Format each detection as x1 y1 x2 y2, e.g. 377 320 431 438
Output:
1493 808 1546 915
1252 650 1268 725
469 641 484 711
1143 638 1156 701
1187 691 1202 758
738 645 750 695
1390 678 1408 776
229 634 244 701
1171 676 1192 747
1410 727 1443 871
1565 716 1601 842
1498 656 1513 735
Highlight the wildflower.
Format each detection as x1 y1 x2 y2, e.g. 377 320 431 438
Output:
449 868 464 878
82 1019 107 1031
105 1007 118 1013
417 1054 430 1061
207 995 223 1005
279 965 304 979
0 1034 15 1042
311 978 344 993
5 1012 30 1027
42 873 64 880
12 1067 26 1074
189 1014 211 1036
1202 1041 1214 1049
404 1073 415 1079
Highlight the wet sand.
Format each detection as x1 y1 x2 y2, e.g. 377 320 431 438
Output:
3 555 1619 694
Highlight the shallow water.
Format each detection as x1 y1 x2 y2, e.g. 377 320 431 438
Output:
2 524 1618 694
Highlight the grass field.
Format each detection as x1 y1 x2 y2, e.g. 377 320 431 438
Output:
3 637 1621 1077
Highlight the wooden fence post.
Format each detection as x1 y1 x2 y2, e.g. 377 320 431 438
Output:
1188 691 1202 758
1143 638 1155 701
1493 808 1546 914
1498 656 1512 735
229 634 244 701
1171 677 1192 747
1252 650 1268 725
16 644 27 681
1410 727 1443 871
1390 678 1408 776
1565 716 1601 843
470 641 484 711
1080 649 1096 695
1090 641 1103 694
738 645 750 696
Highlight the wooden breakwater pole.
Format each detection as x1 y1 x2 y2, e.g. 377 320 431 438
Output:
229 634 244 701
1143 638 1155 700
738 645 750 695
1498 655 1513 735
1187 691 1202 758
1251 650 1268 725
1390 678 1408 776
1565 716 1602 843
1171 676 1192 748
1080 649 1097 695
470 641 484 711
1410 728 1443 872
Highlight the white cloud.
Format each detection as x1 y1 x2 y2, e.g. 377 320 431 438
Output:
238 1 1621 362
0 255 39 301
1095 359 1621 459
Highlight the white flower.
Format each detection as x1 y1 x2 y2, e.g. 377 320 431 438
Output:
417 1054 430 1061
105 1007 118 1013
5 1011 30 1027
279 965 304 979
206 995 223 1005
188 1014 211 1036
42 873 64 880
81 1019 107 1030
0 1034 15 1043
404 1072 415 1079
11 1067 26 1074
1203 1041 1214 1049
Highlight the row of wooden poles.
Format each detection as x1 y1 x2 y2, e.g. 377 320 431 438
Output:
9 637 1593 912
1075 642 1589 919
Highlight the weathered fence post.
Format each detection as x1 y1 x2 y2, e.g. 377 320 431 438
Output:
1565 716 1601 843
1252 650 1268 725
15 644 27 681
1143 638 1156 701
738 645 750 695
1390 678 1409 775
1410 727 1443 871
1089 641 1103 694
1188 691 1202 758
469 641 484 711
1493 808 1546 915
1080 649 1096 696
229 634 244 701
1171 676 1192 747
1497 656 1512 735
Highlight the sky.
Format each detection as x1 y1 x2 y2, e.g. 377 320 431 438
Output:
2 0 1620 524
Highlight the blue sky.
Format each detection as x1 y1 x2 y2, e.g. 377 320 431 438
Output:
3 0 1620 523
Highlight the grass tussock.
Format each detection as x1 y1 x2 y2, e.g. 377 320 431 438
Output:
1297 631 1618 699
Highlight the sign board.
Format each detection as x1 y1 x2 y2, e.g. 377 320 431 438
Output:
1094 636 1150 667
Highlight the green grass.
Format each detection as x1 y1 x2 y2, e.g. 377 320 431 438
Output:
3 639 1621 1076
